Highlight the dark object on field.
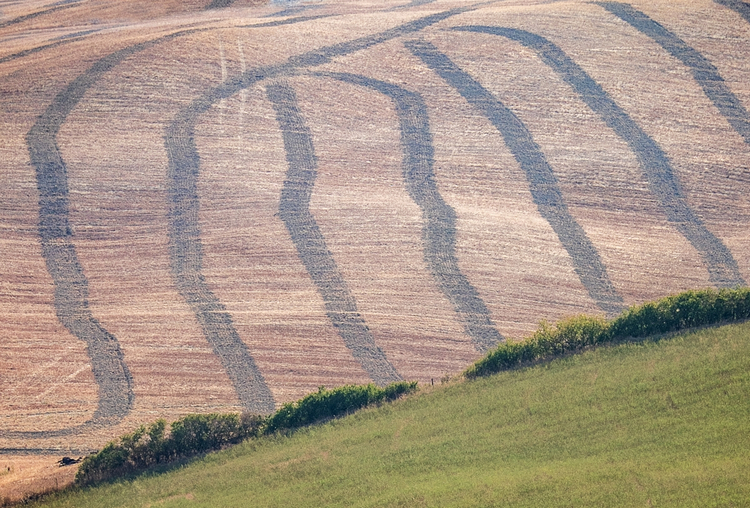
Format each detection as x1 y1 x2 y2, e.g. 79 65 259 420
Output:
57 457 82 467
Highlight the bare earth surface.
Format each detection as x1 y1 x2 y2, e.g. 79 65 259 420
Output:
1 0 748 501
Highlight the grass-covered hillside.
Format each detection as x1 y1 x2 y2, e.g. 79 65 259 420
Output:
34 318 750 507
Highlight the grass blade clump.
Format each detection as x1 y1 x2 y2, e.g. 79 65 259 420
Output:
466 287 750 379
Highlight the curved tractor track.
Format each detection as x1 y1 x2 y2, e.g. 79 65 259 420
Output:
598 2 750 147
315 71 503 353
267 80 402 385
452 25 746 289
0 1 81 30
10 13 362 442
406 39 626 316
2 0 749 462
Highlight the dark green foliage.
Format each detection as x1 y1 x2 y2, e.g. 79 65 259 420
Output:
75 414 257 487
75 381 417 487
465 315 610 378
466 287 750 379
609 288 750 339
264 382 418 434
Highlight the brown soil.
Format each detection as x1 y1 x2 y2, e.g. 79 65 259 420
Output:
1 0 748 500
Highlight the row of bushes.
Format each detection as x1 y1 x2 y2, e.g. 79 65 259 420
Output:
465 287 750 379
75 381 417 486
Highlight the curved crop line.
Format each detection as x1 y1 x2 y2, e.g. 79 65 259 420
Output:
17 29 213 441
405 39 625 316
20 37 195 439
315 71 503 353
8 7 478 447
0 39 79 65
266 81 402 384
597 2 750 146
713 0 750 24
452 26 746 290
0 447 95 456
0 1 80 30
389 0 437 11
163 7 476 393
12 16 335 442
205 0 237 10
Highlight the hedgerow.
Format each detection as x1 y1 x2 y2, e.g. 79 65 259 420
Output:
465 287 750 379
75 381 417 487
265 381 417 434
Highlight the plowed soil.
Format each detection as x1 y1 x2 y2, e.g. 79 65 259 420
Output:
1 0 748 501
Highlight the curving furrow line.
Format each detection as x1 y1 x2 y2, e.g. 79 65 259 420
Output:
0 39 78 66
19 39 174 439
389 0 438 11
315 72 503 353
164 6 477 389
0 1 81 30
453 26 746 290
12 15 337 442
205 0 238 10
598 2 750 146
405 39 626 316
266 81 402 384
713 0 750 24
18 29 224 440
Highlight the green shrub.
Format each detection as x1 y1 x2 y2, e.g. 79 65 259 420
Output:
75 381 417 487
465 315 608 378
466 287 750 379
610 288 750 339
75 414 259 486
167 413 255 459
264 382 418 434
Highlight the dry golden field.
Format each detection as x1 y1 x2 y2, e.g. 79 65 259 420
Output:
1 0 749 500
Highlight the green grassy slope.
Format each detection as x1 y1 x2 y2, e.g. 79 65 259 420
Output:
36 321 750 507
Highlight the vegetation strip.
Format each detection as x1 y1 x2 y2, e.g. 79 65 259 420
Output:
49 320 750 507
317 72 503 352
0 1 80 30
714 0 750 24
598 2 750 146
454 26 746 291
405 39 625 316
74 382 417 487
266 81 402 385
466 287 750 378
163 6 477 388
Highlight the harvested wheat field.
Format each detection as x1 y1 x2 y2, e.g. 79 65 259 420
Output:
1 0 749 500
